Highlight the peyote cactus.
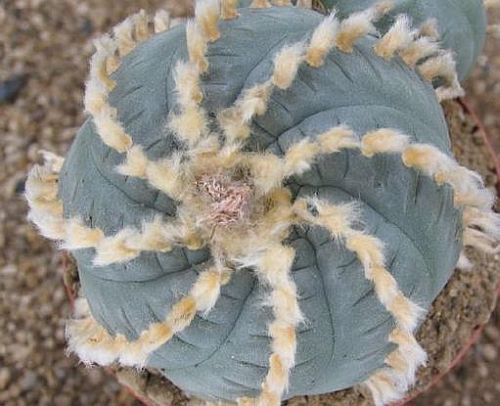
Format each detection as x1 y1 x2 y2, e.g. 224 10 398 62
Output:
25 1 500 405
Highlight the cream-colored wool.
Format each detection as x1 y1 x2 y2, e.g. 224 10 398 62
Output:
186 20 209 73
250 0 272 8
306 13 339 67
133 10 150 42
127 217 175 253
245 126 359 191
336 10 377 53
272 0 292 6
335 1 393 53
154 9 171 33
317 126 359 151
272 42 306 89
25 162 66 240
250 244 301 405
457 252 473 270
174 61 204 107
144 154 185 199
169 105 209 147
484 0 500 8
116 145 148 178
245 153 284 194
399 36 440 68
418 51 461 87
218 107 251 142
464 228 500 253
63 219 105 250
296 127 356 172
418 18 439 40
238 81 273 122
39 150 65 172
90 36 116 91
463 207 500 241
113 17 137 57
92 104 133 153
195 0 221 42
93 35 119 83
221 0 239 20
366 328 427 405
296 0 312 8
361 128 410 157
83 80 107 116
435 82 465 102
374 14 415 60
401 143 495 209
93 229 141 266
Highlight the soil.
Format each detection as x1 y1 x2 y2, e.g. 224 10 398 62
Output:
0 1 498 406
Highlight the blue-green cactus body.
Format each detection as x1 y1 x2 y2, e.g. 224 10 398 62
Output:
59 6 461 402
320 0 487 81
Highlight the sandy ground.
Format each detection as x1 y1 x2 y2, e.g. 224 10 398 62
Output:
0 1 498 405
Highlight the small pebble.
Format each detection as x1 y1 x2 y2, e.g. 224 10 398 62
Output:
482 344 498 362
0 368 11 391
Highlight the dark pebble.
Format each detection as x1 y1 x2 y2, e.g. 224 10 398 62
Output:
0 74 28 104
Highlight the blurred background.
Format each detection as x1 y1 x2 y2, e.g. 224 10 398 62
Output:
0 1 498 405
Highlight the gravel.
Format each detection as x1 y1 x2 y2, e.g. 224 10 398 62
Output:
0 1 498 405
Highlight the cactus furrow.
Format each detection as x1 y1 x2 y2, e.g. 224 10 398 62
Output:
293 198 427 405
66 266 231 368
25 155 206 265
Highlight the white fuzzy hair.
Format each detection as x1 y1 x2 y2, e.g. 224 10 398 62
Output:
484 0 500 8
154 9 172 33
221 0 240 20
306 13 339 67
272 42 306 90
335 1 394 53
195 0 221 42
249 0 272 8
296 0 312 7
237 244 301 406
25 163 66 240
374 14 416 60
245 126 358 194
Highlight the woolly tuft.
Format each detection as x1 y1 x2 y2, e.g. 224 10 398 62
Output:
335 1 393 53
374 14 415 60
399 36 440 68
361 129 409 157
272 42 306 90
154 9 171 33
306 13 339 67
221 0 240 20
186 20 209 73
484 0 500 9
272 0 292 6
250 0 272 7
195 0 221 42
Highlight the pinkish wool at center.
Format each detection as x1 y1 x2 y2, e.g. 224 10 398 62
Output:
196 173 253 227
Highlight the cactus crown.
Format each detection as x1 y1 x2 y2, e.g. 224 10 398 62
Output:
25 1 499 405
